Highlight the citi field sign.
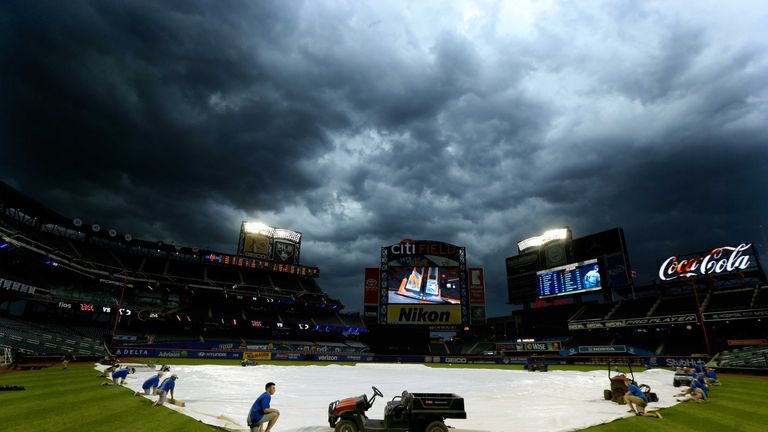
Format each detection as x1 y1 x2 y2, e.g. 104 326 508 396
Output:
658 243 755 281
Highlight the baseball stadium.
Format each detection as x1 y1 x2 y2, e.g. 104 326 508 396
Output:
1 183 767 432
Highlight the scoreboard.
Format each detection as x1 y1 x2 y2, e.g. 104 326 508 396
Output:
204 253 319 277
537 258 602 298
378 240 469 325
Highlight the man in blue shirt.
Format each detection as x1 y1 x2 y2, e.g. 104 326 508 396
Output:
676 378 707 402
104 367 134 385
248 382 280 432
704 367 721 386
136 371 164 396
691 373 709 397
623 377 662 418
153 374 178 407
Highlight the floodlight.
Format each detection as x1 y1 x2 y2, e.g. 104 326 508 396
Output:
518 227 570 252
243 221 272 234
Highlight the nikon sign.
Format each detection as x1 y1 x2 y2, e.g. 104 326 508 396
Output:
387 305 462 324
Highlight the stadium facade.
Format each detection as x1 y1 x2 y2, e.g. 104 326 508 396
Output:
0 182 366 361
2 182 767 371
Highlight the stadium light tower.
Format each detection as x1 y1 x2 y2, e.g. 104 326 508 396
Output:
243 221 272 234
517 227 571 253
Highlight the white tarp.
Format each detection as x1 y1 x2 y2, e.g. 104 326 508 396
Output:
101 363 679 432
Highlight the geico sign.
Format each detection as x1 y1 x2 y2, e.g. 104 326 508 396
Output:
388 305 461 324
389 242 457 256
659 243 752 281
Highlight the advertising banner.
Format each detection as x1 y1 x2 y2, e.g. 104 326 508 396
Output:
386 305 462 325
727 339 768 346
657 243 758 281
312 354 376 362
112 347 242 359
570 309 768 331
242 233 272 259
497 341 562 352
244 351 272 361
704 308 768 321
114 341 242 350
648 357 709 368
578 345 627 353
568 314 698 330
273 240 297 263
468 268 486 304
363 268 380 306
271 352 305 360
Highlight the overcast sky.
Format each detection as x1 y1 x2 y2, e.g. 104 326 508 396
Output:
1 1 767 316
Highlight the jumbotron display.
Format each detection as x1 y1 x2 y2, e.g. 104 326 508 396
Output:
387 266 461 304
379 240 468 325
537 258 602 298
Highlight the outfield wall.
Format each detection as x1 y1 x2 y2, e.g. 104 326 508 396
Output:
111 347 242 359
112 345 707 367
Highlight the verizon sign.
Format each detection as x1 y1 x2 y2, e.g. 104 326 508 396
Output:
658 243 755 281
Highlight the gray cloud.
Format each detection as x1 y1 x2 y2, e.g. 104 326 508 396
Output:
1 1 767 316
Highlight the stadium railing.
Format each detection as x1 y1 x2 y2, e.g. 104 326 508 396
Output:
0 317 103 355
711 345 768 372
570 302 614 321
608 297 658 319
649 295 699 316
704 288 756 312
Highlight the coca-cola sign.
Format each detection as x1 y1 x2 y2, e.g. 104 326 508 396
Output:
658 243 755 281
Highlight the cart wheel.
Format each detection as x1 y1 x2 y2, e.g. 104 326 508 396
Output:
335 420 358 432
603 390 612 400
425 421 449 432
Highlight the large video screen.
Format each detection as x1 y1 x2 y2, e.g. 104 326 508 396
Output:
537 259 602 298
388 266 461 304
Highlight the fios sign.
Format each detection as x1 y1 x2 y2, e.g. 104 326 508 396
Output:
658 243 753 281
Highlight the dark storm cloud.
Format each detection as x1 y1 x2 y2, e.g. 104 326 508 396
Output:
1 1 767 315
0 0 344 247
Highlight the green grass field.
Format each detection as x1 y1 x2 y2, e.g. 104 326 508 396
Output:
1 362 766 432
